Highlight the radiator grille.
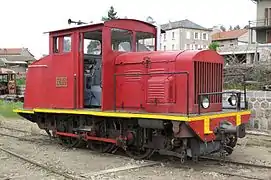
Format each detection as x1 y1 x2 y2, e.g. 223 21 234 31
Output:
194 61 223 104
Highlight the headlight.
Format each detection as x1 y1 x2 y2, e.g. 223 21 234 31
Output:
228 95 237 106
201 96 210 109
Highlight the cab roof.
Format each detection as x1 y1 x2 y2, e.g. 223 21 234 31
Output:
44 18 165 34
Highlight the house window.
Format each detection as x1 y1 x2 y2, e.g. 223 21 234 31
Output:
203 45 207 49
186 32 190 39
172 44 175 50
194 32 199 39
164 45 166 51
195 44 199 49
172 32 175 39
202 33 207 40
53 37 59 53
63 35 72 52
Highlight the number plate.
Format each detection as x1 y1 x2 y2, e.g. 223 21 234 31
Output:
56 77 68 87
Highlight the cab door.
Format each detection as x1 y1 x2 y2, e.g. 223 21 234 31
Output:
49 33 78 109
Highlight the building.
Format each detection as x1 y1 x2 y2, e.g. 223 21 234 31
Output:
160 19 212 51
211 29 256 48
249 0 271 44
0 48 36 72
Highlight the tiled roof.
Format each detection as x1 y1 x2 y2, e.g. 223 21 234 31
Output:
0 48 36 62
0 55 35 62
211 29 248 41
160 19 210 31
0 48 22 55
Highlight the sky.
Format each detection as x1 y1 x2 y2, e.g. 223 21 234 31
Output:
0 0 256 59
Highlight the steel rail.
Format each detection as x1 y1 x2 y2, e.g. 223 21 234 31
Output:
200 156 271 169
0 147 83 180
0 126 48 137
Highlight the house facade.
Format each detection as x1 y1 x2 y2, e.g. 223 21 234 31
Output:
249 0 271 44
0 48 36 72
212 29 256 48
160 19 212 51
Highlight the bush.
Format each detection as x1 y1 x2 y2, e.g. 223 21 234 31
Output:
223 64 271 90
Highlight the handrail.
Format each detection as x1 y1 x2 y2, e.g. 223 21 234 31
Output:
113 71 190 115
223 73 247 109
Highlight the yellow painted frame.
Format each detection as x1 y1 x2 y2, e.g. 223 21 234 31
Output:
13 108 251 134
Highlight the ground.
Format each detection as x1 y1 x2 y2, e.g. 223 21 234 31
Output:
0 116 271 180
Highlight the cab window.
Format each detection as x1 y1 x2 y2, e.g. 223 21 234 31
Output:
52 34 72 54
111 28 132 52
136 32 155 52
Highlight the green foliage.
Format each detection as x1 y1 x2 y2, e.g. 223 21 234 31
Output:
102 6 118 21
0 100 23 118
208 41 220 51
16 77 26 86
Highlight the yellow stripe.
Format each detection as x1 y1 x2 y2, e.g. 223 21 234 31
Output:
14 108 251 126
204 117 213 134
236 114 241 126
13 109 34 114
33 108 190 121
189 111 250 121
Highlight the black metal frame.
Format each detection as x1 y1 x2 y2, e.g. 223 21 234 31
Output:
113 71 190 115
197 73 248 115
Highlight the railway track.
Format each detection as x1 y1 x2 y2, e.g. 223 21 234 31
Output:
0 127 270 180
0 126 49 137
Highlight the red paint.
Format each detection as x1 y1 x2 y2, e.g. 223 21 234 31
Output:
189 113 251 142
22 18 251 144
56 132 79 138
115 50 224 114
85 136 117 144
56 131 117 144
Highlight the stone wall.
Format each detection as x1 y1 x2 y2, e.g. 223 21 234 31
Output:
245 91 271 130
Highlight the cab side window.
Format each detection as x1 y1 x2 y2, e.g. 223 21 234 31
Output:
52 34 72 54
53 37 59 53
63 35 72 52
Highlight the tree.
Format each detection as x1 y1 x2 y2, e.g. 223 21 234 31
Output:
102 6 118 21
229 25 233 31
233 25 241 30
220 25 226 32
86 6 119 53
87 40 100 54
244 25 249 29
208 41 220 51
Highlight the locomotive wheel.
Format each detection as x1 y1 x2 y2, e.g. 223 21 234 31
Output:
58 136 85 148
88 141 115 153
125 147 154 160
87 119 118 153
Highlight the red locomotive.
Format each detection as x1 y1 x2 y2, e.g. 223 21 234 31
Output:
14 19 251 162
